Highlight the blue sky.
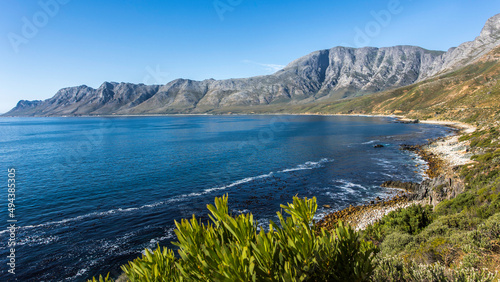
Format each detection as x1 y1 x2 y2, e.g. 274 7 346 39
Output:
0 0 499 113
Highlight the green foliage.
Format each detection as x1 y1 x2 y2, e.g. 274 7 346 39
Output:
461 253 481 269
88 273 113 282
379 232 414 255
92 195 378 281
377 204 434 235
372 256 497 282
436 193 476 215
415 237 457 265
472 149 500 162
121 246 178 282
466 213 500 251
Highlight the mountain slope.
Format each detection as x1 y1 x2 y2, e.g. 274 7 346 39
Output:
301 45 500 122
4 14 500 117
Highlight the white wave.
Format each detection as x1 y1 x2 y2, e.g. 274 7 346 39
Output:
0 158 333 235
336 179 367 191
66 268 88 280
232 209 251 214
16 235 59 246
372 158 393 165
148 234 175 249
202 172 274 194
362 140 380 144
279 158 333 173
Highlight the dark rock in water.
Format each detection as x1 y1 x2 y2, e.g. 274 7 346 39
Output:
399 144 421 151
398 119 420 124
373 144 384 148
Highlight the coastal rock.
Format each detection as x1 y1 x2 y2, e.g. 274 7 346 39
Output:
382 174 464 207
381 180 420 192
373 144 385 148
399 119 420 124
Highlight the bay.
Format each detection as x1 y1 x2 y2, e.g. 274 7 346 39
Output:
0 115 451 281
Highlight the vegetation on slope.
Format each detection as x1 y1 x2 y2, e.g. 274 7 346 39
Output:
206 46 500 118
90 48 500 281
90 196 496 281
90 196 378 281
342 46 500 280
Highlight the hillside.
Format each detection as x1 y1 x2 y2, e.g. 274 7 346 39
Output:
297 45 500 122
4 13 500 117
80 15 500 282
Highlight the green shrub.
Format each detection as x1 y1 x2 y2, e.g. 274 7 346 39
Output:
121 246 178 281
90 195 378 281
461 253 481 269
478 212 500 240
416 237 457 265
436 193 476 215
372 256 496 282
88 273 113 282
378 204 434 235
380 232 414 255
466 212 500 251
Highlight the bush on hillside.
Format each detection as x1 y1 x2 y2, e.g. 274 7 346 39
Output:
363 204 434 244
372 256 496 282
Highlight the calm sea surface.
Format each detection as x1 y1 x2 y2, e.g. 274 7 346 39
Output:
0 115 451 281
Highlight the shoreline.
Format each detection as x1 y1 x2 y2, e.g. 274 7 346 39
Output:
4 112 474 231
317 116 476 231
0 113 398 118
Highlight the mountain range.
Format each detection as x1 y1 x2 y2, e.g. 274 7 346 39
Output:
4 13 500 117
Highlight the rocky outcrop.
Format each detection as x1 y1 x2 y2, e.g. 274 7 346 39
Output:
422 13 500 79
381 171 465 207
4 14 500 117
410 175 465 207
381 180 420 192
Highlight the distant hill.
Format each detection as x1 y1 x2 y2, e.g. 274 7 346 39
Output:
4 14 500 117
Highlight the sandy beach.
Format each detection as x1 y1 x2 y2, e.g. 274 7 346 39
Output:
420 120 476 167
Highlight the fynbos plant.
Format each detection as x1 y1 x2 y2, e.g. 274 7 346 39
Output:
90 195 378 281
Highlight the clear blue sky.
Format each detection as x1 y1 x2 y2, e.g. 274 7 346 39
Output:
0 0 499 113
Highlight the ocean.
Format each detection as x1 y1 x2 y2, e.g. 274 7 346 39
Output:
0 115 451 281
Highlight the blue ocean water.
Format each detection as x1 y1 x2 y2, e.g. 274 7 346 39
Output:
0 115 451 281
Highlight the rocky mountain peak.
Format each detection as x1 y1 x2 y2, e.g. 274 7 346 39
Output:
4 13 500 117
480 13 500 41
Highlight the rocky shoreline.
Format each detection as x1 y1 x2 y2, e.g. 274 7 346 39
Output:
316 118 476 231
316 193 427 231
